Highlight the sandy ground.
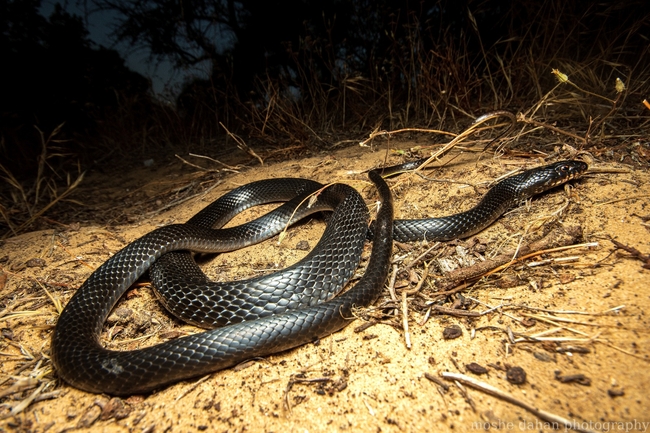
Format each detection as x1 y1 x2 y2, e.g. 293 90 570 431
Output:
1 141 649 433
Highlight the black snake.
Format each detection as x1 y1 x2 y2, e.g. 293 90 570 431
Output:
51 160 587 395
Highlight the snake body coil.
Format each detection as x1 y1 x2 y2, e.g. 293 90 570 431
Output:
51 160 586 395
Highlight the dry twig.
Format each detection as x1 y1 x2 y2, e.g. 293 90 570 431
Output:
441 372 596 433
610 239 650 269
435 226 585 291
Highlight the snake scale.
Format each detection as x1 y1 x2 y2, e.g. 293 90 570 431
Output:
51 160 587 394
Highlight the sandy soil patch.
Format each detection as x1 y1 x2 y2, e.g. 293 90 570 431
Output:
1 143 649 432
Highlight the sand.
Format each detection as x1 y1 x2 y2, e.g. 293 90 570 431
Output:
1 142 648 432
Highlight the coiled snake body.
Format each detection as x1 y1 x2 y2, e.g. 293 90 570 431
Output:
51 160 586 395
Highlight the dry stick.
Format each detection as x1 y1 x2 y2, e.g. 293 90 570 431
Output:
383 264 400 321
440 372 596 433
0 357 41 388
35 279 62 314
595 194 650 207
55 240 94 270
423 112 516 177
586 166 631 174
517 113 586 144
593 338 649 361
219 122 264 166
404 265 429 296
521 315 592 338
400 265 431 348
359 110 515 150
359 127 457 147
418 306 433 326
188 153 242 171
521 312 607 328
363 111 516 190
175 154 218 172
387 264 399 303
588 92 623 138
144 180 224 217
0 378 39 399
430 305 481 317
404 245 440 272
276 183 335 245
403 114 510 181
174 375 211 401
482 241 598 279
401 291 411 349
6 382 47 417
435 226 584 292
610 239 650 268
518 304 624 316
552 69 617 105
451 380 477 412
476 306 645 361
424 373 450 391
3 261 80 323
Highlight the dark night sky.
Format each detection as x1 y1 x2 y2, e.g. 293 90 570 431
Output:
38 0 211 98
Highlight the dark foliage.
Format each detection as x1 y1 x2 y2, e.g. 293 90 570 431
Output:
1 0 649 237
2 0 650 173
0 0 150 175
98 0 650 144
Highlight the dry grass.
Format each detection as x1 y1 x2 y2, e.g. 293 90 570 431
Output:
233 1 649 151
1 0 649 237
0 124 85 238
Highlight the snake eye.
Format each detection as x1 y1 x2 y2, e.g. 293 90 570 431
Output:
556 164 572 176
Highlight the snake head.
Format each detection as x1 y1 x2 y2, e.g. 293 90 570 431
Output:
549 160 589 184
517 160 588 197
553 160 588 180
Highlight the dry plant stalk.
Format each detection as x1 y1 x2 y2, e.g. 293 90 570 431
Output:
435 225 585 291
0 123 85 238
441 372 597 433
219 122 264 166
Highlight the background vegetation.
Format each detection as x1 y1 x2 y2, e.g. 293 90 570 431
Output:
1 0 649 236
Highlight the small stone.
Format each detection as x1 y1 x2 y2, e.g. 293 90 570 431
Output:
533 351 553 362
114 307 133 319
608 389 625 397
295 240 310 251
2 328 14 340
495 275 520 288
466 362 488 375
521 317 537 327
77 405 101 428
100 397 131 421
559 273 575 284
26 258 46 268
554 371 591 386
442 325 462 340
506 366 526 384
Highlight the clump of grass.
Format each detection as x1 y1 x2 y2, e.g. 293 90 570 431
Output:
0 124 85 238
3 0 649 236
233 0 649 152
